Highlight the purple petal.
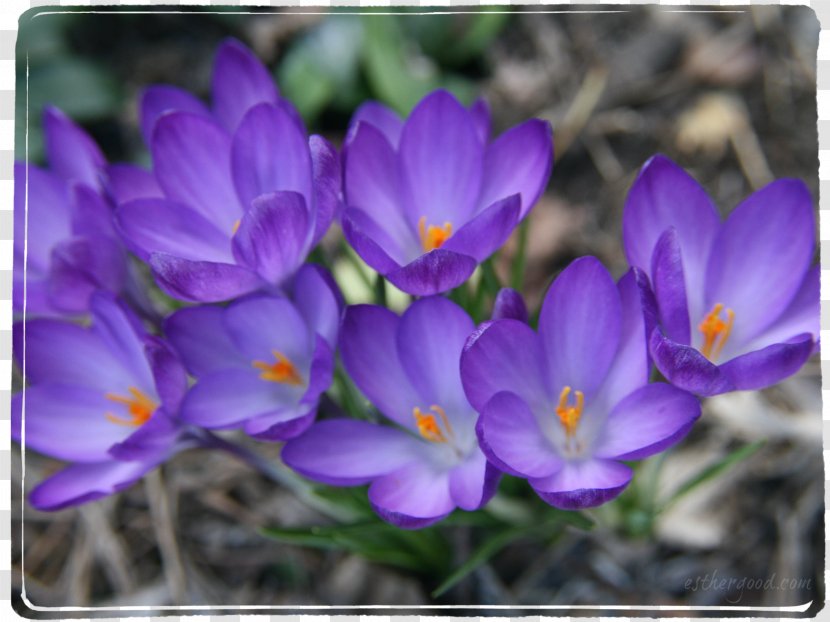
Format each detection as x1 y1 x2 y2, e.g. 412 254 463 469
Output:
105 164 164 204
530 459 633 510
368 461 455 528
211 38 279 132
43 106 105 189
704 179 815 346
442 194 521 262
449 450 498 511
397 296 474 414
651 228 691 345
231 103 313 212
538 257 621 398
593 383 701 460
385 249 477 297
164 305 248 377
281 419 421 486
47 237 127 313
623 154 720 305
116 198 233 263
343 122 414 260
477 391 563 478
399 90 484 227
341 207 407 272
109 408 182 462
139 84 211 146
340 305 422 429
14 316 136 392
69 183 116 238
291 264 343 350
144 336 188 414
15 164 72 272
89 292 155 389
223 295 312 365
591 268 651 413
149 253 262 303
347 100 404 148
461 319 552 413
650 329 734 396
309 135 340 245
181 368 301 428
491 288 528 323
151 112 241 231
469 98 491 145
14 385 134 462
231 191 309 285
244 405 316 441
30 459 156 512
719 335 815 391
747 265 819 351
477 119 553 218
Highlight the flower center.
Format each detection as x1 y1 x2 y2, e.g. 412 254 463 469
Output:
105 387 157 427
232 219 241 235
413 404 455 444
252 350 304 385
698 303 735 361
418 216 453 252
556 385 584 440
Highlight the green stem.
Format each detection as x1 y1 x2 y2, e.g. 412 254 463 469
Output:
510 219 529 291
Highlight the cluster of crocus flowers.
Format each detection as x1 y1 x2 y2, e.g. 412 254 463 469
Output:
11 38 818 528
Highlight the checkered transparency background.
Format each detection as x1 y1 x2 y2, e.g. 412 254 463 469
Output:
1 0 825 620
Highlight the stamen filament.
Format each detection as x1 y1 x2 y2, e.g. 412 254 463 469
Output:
105 387 157 427
555 386 584 439
418 216 453 252
253 350 304 385
698 303 735 361
413 405 455 443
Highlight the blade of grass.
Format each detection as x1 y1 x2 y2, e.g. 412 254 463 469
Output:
660 439 765 510
510 219 529 291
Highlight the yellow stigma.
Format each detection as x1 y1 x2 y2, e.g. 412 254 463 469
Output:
231 219 241 235
698 303 735 361
418 216 453 252
252 350 304 385
105 387 157 427
555 386 584 439
413 405 455 443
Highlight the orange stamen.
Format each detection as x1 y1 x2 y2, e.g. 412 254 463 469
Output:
413 405 454 443
231 219 241 235
555 386 584 439
698 303 735 361
252 350 304 385
105 387 157 427
418 216 453 252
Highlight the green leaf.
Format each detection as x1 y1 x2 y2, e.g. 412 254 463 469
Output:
510 219 530 291
262 521 451 574
28 58 122 121
661 440 765 510
278 16 364 123
431 510 590 598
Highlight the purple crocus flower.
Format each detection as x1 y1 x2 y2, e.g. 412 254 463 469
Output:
341 90 553 296
14 107 128 316
115 39 339 302
282 296 499 529
461 257 701 509
12 293 188 510
165 265 341 440
623 155 818 396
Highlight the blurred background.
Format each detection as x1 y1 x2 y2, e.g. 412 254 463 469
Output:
12 5 823 613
